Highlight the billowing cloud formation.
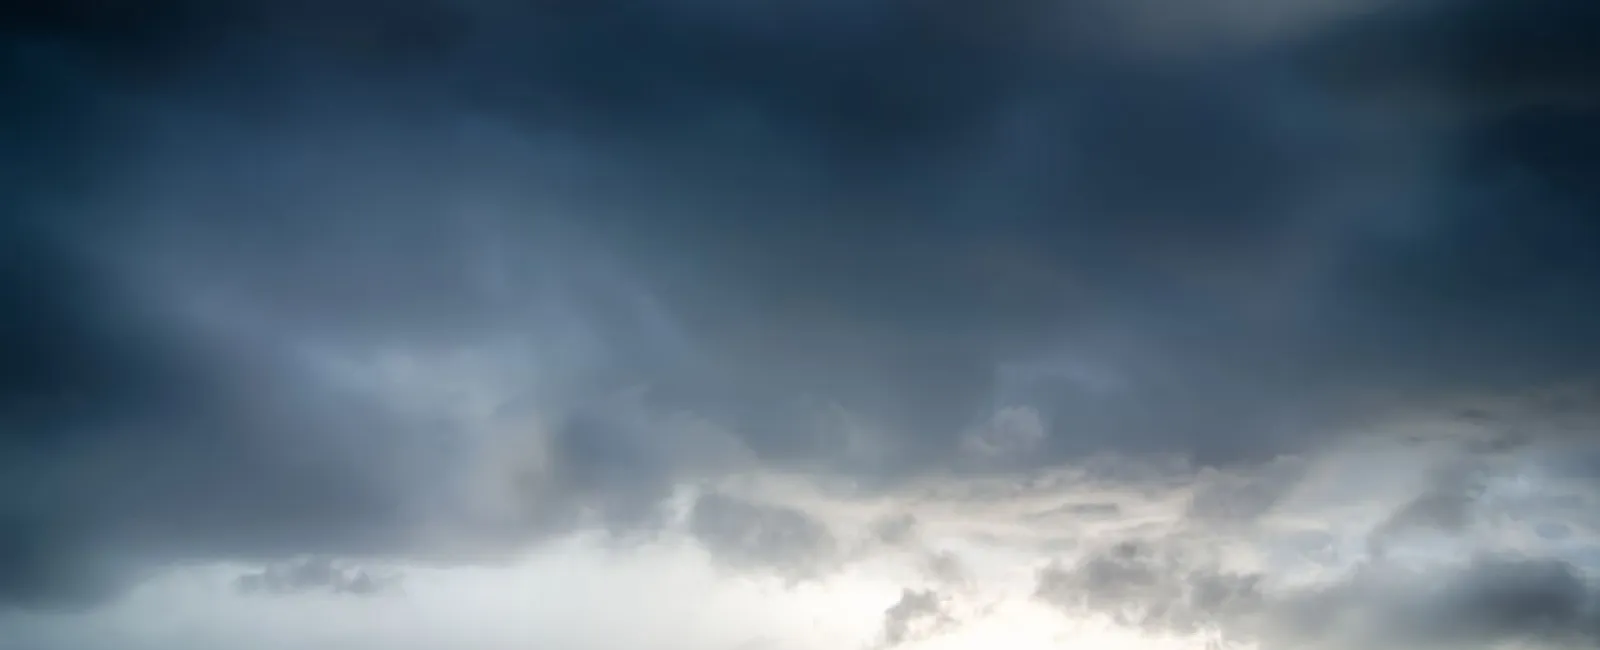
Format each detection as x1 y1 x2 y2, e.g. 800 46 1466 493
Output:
880 589 954 647
1036 539 1264 635
2 1 1599 649
1039 540 1600 649
688 491 837 577
2 402 1599 649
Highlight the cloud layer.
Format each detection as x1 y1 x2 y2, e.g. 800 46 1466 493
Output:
3 1 1599 648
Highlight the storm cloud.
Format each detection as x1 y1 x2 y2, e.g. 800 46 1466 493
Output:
1037 539 1600 649
2 1 1599 649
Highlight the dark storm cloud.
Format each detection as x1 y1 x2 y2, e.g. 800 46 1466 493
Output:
1277 555 1600 649
1039 541 1600 648
1310 0 1600 113
0 222 434 608
4 0 1600 610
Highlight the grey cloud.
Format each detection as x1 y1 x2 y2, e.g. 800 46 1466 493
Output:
962 406 1047 455
880 588 954 648
1310 0 1600 115
234 557 397 597
1028 501 1123 521
1409 557 1600 646
687 492 837 578
1280 529 1342 566
1273 555 1600 650
1368 460 1489 555
1037 539 1600 650
924 551 969 588
529 394 743 537
869 513 919 547
5 0 1600 610
1185 457 1308 523
0 226 435 608
1538 523 1574 541
1035 540 1261 635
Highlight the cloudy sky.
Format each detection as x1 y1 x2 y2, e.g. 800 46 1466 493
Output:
4 1 1600 648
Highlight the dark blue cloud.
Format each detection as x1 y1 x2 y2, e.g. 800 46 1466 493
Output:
3 0 1598 610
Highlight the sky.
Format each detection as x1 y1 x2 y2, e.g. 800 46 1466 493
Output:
3 1 1600 648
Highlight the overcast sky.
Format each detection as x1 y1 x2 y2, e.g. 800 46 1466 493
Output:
4 1 1600 648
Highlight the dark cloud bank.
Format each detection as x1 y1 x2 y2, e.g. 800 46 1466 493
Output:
3 0 1599 625
1038 540 1600 649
